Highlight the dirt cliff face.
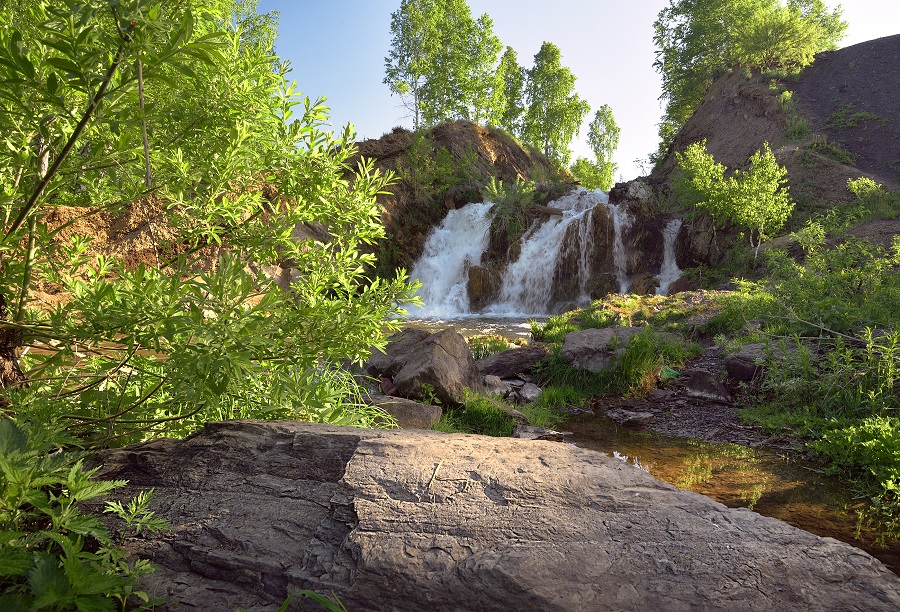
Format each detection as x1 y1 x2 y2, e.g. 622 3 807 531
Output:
349 121 558 273
649 34 900 268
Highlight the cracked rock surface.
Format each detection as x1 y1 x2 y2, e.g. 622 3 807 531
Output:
91 420 900 611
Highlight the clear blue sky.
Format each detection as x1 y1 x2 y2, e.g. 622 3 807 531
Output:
257 0 899 182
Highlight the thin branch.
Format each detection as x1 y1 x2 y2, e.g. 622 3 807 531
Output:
2 26 134 244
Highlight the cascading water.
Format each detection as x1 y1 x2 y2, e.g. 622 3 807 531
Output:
409 188 656 318
487 189 604 316
655 218 683 296
408 201 492 317
606 203 632 294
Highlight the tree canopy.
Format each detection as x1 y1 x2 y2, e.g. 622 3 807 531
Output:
384 0 501 128
522 42 590 166
653 0 847 158
570 105 620 191
0 0 416 444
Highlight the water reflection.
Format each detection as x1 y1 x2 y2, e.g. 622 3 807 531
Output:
567 415 900 574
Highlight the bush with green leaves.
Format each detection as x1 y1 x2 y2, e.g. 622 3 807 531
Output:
675 140 794 257
482 176 537 243
0 419 168 609
0 0 416 444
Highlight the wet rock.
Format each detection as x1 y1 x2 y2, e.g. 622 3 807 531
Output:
724 344 769 382
513 424 573 441
369 395 442 430
365 328 480 405
589 273 620 299
559 327 643 373
467 265 502 311
725 342 805 383
476 345 548 378
666 275 696 295
91 421 900 611
604 407 655 428
628 272 661 295
682 370 733 403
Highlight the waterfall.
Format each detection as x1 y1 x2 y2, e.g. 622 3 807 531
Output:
408 201 493 316
606 203 632 294
655 218 683 296
487 189 605 316
409 187 660 318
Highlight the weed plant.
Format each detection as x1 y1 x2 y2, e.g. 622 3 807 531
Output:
467 335 511 360
0 419 167 608
435 391 515 437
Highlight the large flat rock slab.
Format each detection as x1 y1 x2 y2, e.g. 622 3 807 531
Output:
92 421 900 611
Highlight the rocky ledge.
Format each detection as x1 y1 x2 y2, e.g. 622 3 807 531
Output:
92 421 900 611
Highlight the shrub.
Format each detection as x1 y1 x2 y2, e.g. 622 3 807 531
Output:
675 140 794 257
0 419 167 608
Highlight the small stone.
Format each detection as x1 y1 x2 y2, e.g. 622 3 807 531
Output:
512 425 573 441
514 382 542 404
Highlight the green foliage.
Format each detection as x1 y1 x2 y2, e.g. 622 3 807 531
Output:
847 176 886 200
706 231 900 537
384 0 502 128
653 0 846 157
280 589 348 612
0 419 165 609
675 140 794 256
522 42 590 166
825 105 884 130
569 158 608 191
807 136 856 165
785 116 811 140
489 46 525 134
584 105 620 191
437 391 515 437
0 0 417 444
482 176 537 243
466 334 511 360
398 133 469 203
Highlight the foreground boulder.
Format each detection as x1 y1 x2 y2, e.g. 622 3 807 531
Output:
92 421 900 611
365 327 480 405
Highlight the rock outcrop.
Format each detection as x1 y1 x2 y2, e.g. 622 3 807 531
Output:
365 328 480 405
91 421 900 611
559 326 644 373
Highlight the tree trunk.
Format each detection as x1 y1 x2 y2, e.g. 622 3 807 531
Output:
0 293 26 392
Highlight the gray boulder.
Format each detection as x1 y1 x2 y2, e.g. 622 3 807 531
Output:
369 395 442 430
724 343 801 382
682 369 733 403
90 421 900 612
366 328 480 405
559 326 643 373
483 374 511 397
476 345 548 378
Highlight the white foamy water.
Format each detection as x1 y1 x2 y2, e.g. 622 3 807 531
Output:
408 201 493 317
607 202 632 294
655 218 683 296
487 189 606 316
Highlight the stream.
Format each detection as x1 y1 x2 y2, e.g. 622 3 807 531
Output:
565 414 900 575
